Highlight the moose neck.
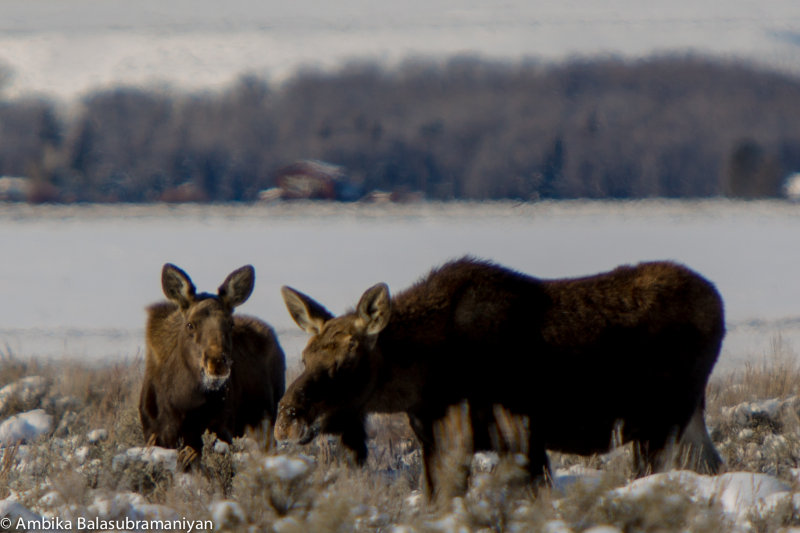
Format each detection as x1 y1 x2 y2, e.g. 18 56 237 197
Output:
363 304 433 414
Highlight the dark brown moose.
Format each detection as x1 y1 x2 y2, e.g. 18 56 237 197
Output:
140 264 285 462
276 257 724 499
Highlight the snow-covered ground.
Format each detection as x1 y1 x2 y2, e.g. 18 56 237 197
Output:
0 317 799 530
1 1 800 101
0 374 798 533
0 200 799 374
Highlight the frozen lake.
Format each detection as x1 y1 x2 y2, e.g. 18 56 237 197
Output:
1 0 800 101
1 200 799 375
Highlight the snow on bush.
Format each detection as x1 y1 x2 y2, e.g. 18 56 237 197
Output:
0 409 53 445
209 500 247 530
111 446 178 473
613 470 791 522
263 455 313 481
722 395 800 426
0 376 49 414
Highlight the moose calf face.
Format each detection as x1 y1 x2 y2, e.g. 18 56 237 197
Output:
182 298 235 390
162 263 255 391
275 284 390 443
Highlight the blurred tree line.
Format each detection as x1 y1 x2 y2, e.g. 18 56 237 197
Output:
1 55 800 202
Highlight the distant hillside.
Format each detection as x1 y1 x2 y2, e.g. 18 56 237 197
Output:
2 55 800 202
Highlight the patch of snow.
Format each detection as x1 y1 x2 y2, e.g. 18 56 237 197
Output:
756 491 800 519
129 502 180 522
88 491 147 520
426 511 470 533
74 446 90 464
552 465 606 493
213 439 230 454
614 470 792 521
708 472 792 519
722 396 800 426
472 451 499 472
209 500 247 530
543 519 573 533
387 526 417 533
86 428 108 444
174 472 196 490
272 515 303 533
111 446 178 472
38 490 64 508
0 498 42 525
784 173 800 201
405 491 423 510
0 409 53 445
263 455 312 481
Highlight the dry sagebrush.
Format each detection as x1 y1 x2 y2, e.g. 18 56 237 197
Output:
2 344 800 531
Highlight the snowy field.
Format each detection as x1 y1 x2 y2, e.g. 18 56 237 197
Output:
1 200 799 374
3 201 800 532
1 0 800 101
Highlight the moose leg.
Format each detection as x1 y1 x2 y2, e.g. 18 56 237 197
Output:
339 418 368 466
525 433 551 487
409 413 459 502
420 437 440 501
677 401 723 474
632 429 677 478
429 403 474 503
632 403 721 477
491 405 551 487
632 440 658 478
177 430 205 470
408 414 437 499
178 446 200 470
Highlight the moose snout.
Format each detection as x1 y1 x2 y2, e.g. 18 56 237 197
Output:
199 349 232 392
274 406 316 445
203 349 232 377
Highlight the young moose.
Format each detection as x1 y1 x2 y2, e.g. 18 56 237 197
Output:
276 257 724 499
140 264 285 463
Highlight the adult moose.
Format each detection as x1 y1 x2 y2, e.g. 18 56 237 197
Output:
276 257 724 499
140 264 285 464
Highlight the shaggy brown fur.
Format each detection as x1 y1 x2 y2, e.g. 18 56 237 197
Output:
276 257 724 500
140 264 285 460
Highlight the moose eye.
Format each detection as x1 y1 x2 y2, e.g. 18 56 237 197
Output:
186 322 195 331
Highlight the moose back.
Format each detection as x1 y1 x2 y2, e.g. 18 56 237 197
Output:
276 257 724 498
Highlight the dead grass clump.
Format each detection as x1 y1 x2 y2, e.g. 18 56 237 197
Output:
367 413 418 466
552 471 630 530
460 406 539 531
109 452 175 497
705 341 800 480
707 339 800 415
200 431 235 496
747 493 800 533
0 355 38 389
63 360 143 439
604 482 724 533
230 450 316 526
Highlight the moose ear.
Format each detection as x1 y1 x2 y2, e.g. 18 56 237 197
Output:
281 286 334 335
356 283 391 335
162 263 196 310
218 265 255 309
